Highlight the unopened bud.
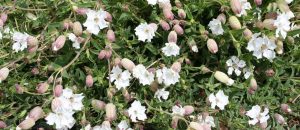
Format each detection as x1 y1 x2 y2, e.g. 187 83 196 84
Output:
173 24 184 35
263 19 276 30
27 36 39 47
56 77 63 85
214 71 234 86
171 62 181 72
247 88 255 94
31 68 39 75
175 0 182 8
105 12 112 22
217 13 226 24
160 20 170 31
114 57 121 66
75 8 88 15
255 0 262 6
86 75 94 87
15 84 24 94
250 78 258 91
0 121 6 128
105 49 112 60
229 16 242 30
0 13 7 23
276 40 283 54
178 9 186 19
52 35 66 51
36 82 49 94
63 19 72 30
258 122 268 130
168 31 178 43
106 30 115 42
98 50 106 60
255 21 264 29
189 122 202 130
274 113 286 125
121 58 136 71
207 39 218 54
105 103 117 121
47 76 54 84
73 21 83 36
171 20 180 25
171 116 179 129
29 106 44 121
243 28 253 40
0 67 9 83
265 68 275 77
287 36 294 44
230 0 242 15
17 118 35 130
150 81 159 92
281 104 292 113
201 66 211 74
183 105 194 115
54 85 63 97
163 9 174 20
123 89 132 102
91 99 106 110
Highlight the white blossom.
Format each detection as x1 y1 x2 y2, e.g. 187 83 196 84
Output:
208 90 229 110
147 0 157 5
274 13 291 39
135 23 156 42
68 33 82 49
117 120 132 130
132 64 155 85
246 105 270 125
45 111 76 130
162 42 180 56
208 19 224 35
154 88 169 101
236 0 252 17
12 32 29 52
61 88 84 111
83 9 109 35
172 105 185 116
110 66 132 90
226 56 246 76
285 0 293 4
191 45 199 52
128 100 147 122
243 67 252 79
156 67 180 86
196 115 216 128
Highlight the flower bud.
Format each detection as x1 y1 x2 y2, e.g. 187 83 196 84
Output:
0 67 9 83
17 118 35 130
102 121 111 127
149 23 158 32
171 62 181 72
47 76 54 84
229 16 242 30
0 20 3 28
239 107 246 116
160 20 170 31
258 122 267 130
0 13 7 23
105 12 113 22
121 58 136 71
150 81 159 92
36 82 49 94
114 57 121 66
0 121 6 128
52 35 66 51
247 88 255 94
27 36 38 47
86 75 94 87
250 78 258 91
91 99 106 110
183 105 194 115
274 113 286 125
98 50 106 60
171 116 179 129
201 66 211 74
106 30 115 42
105 103 117 121
63 19 72 30
15 84 24 94
217 13 226 24
265 68 275 77
178 9 186 19
243 28 253 40
168 31 178 43
73 21 83 36
230 0 242 15
255 0 262 6
54 84 63 97
105 50 112 60
175 0 182 8
207 39 218 54
75 8 88 15
263 19 276 30
171 20 180 25
189 122 202 130
281 104 292 113
29 106 44 121
276 40 283 54
173 24 184 35
56 77 63 85
255 21 264 29
31 68 39 75
287 36 294 44
214 71 234 86
51 98 62 112
163 8 174 20
123 89 132 102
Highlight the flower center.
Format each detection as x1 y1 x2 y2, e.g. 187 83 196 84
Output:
94 17 100 23
261 44 268 51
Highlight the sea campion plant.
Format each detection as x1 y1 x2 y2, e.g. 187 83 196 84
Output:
0 0 299 129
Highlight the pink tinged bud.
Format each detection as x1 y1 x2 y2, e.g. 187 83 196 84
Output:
281 104 292 113
0 20 3 28
123 90 132 102
171 116 179 129
247 88 255 95
207 39 218 54
121 58 136 71
178 9 186 19
51 98 62 111
258 122 268 130
255 0 262 6
114 57 121 66
36 82 49 94
15 84 24 94
217 13 226 24
168 31 178 43
54 85 63 97
28 46 38 53
255 21 264 29
75 8 88 15
91 99 106 110
173 24 184 35
274 113 286 125
31 68 39 75
0 67 9 83
106 30 116 42
263 19 276 30
159 20 170 31
163 9 174 20
105 103 117 121
175 0 182 8
243 28 253 40
149 23 158 31
171 62 181 72
102 121 111 127
52 35 66 51
171 20 180 25
73 21 83 36
105 50 112 60
98 50 106 60
18 118 35 130
47 76 54 84
0 121 6 128
276 40 284 54
105 12 112 22
230 0 242 15
189 122 202 130
29 106 45 121
250 78 258 91
0 13 7 23
265 69 275 77
85 75 94 87
183 105 194 115
214 71 234 86
229 16 242 30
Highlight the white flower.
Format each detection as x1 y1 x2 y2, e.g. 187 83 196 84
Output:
154 88 169 101
236 0 252 17
12 32 29 52
162 42 180 56
156 67 180 86
128 100 147 122
208 90 229 110
246 33 277 61
246 105 270 125
158 0 170 3
226 56 246 76
135 23 156 42
147 0 157 5
172 105 185 116
0 31 2 40
83 9 108 35
110 66 132 90
68 33 82 49
274 13 291 39
285 0 293 4
45 111 76 130
62 88 84 111
132 64 155 85
208 19 224 35
117 120 132 130
243 67 252 79
196 115 216 128
191 45 198 52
